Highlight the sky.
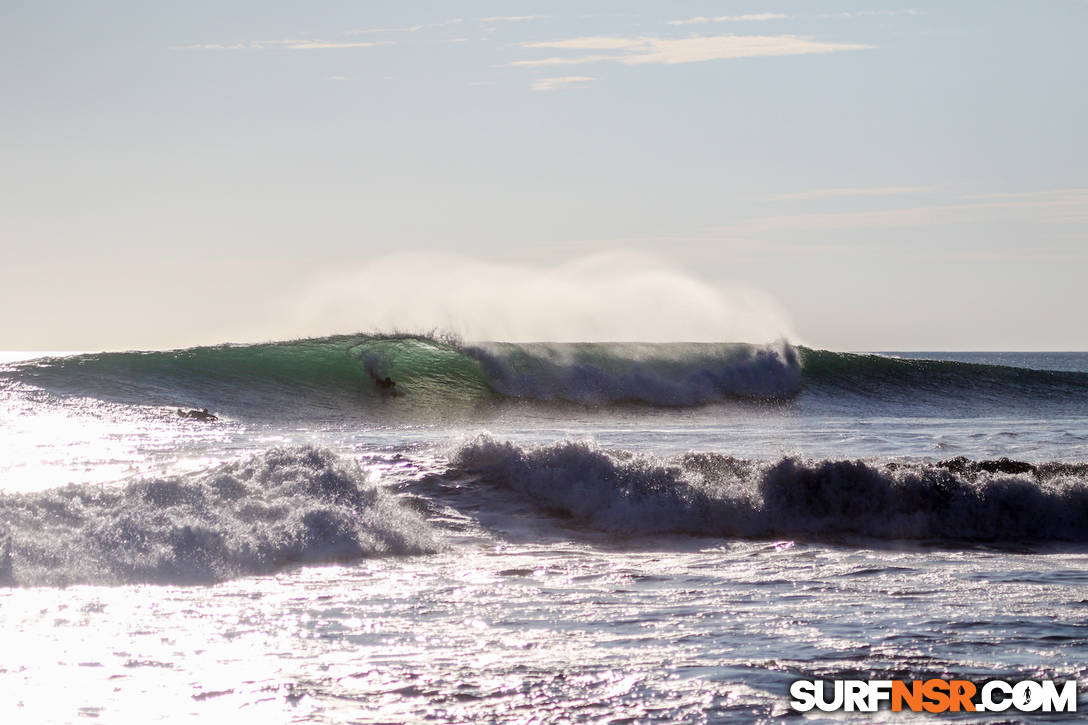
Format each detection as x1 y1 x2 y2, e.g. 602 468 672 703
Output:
2 1 1086 351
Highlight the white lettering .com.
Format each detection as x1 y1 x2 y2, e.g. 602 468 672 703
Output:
790 678 1078 713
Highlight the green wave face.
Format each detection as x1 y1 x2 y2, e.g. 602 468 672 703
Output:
6 335 1087 420
351 336 493 404
7 335 496 420
797 347 1088 407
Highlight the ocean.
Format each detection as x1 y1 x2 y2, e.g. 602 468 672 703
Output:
1 336 1086 722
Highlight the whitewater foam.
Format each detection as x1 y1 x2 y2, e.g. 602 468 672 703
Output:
448 437 1088 543
463 340 802 404
0 446 440 586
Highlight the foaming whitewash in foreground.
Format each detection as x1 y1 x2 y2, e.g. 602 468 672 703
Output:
1 343 1086 721
447 437 1088 543
0 447 439 586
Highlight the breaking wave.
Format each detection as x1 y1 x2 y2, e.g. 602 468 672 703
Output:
447 437 1088 543
462 340 800 404
4 334 1088 417
0 446 439 586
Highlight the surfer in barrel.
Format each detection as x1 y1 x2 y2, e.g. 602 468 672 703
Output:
364 355 399 396
372 374 398 395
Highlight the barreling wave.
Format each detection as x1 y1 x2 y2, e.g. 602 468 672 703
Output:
447 437 1088 544
0 446 439 586
463 340 800 404
2 334 801 416
4 334 1087 417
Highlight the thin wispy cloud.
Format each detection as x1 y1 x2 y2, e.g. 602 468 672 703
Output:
669 14 792 26
531 76 595 92
481 15 551 23
772 186 933 201
512 35 874 67
346 19 467 35
964 188 1088 201
344 25 424 35
670 10 918 25
176 39 392 51
820 9 920 19
287 40 391 50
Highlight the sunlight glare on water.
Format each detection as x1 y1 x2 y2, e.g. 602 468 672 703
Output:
1 347 1087 720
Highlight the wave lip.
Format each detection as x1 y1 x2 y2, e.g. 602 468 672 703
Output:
0 446 439 586
448 437 1088 543
464 340 802 405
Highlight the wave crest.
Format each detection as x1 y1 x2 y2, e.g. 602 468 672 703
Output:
449 437 1088 543
463 340 801 404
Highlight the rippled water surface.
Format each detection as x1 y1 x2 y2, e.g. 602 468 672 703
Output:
5 543 1087 722
2 350 1087 721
